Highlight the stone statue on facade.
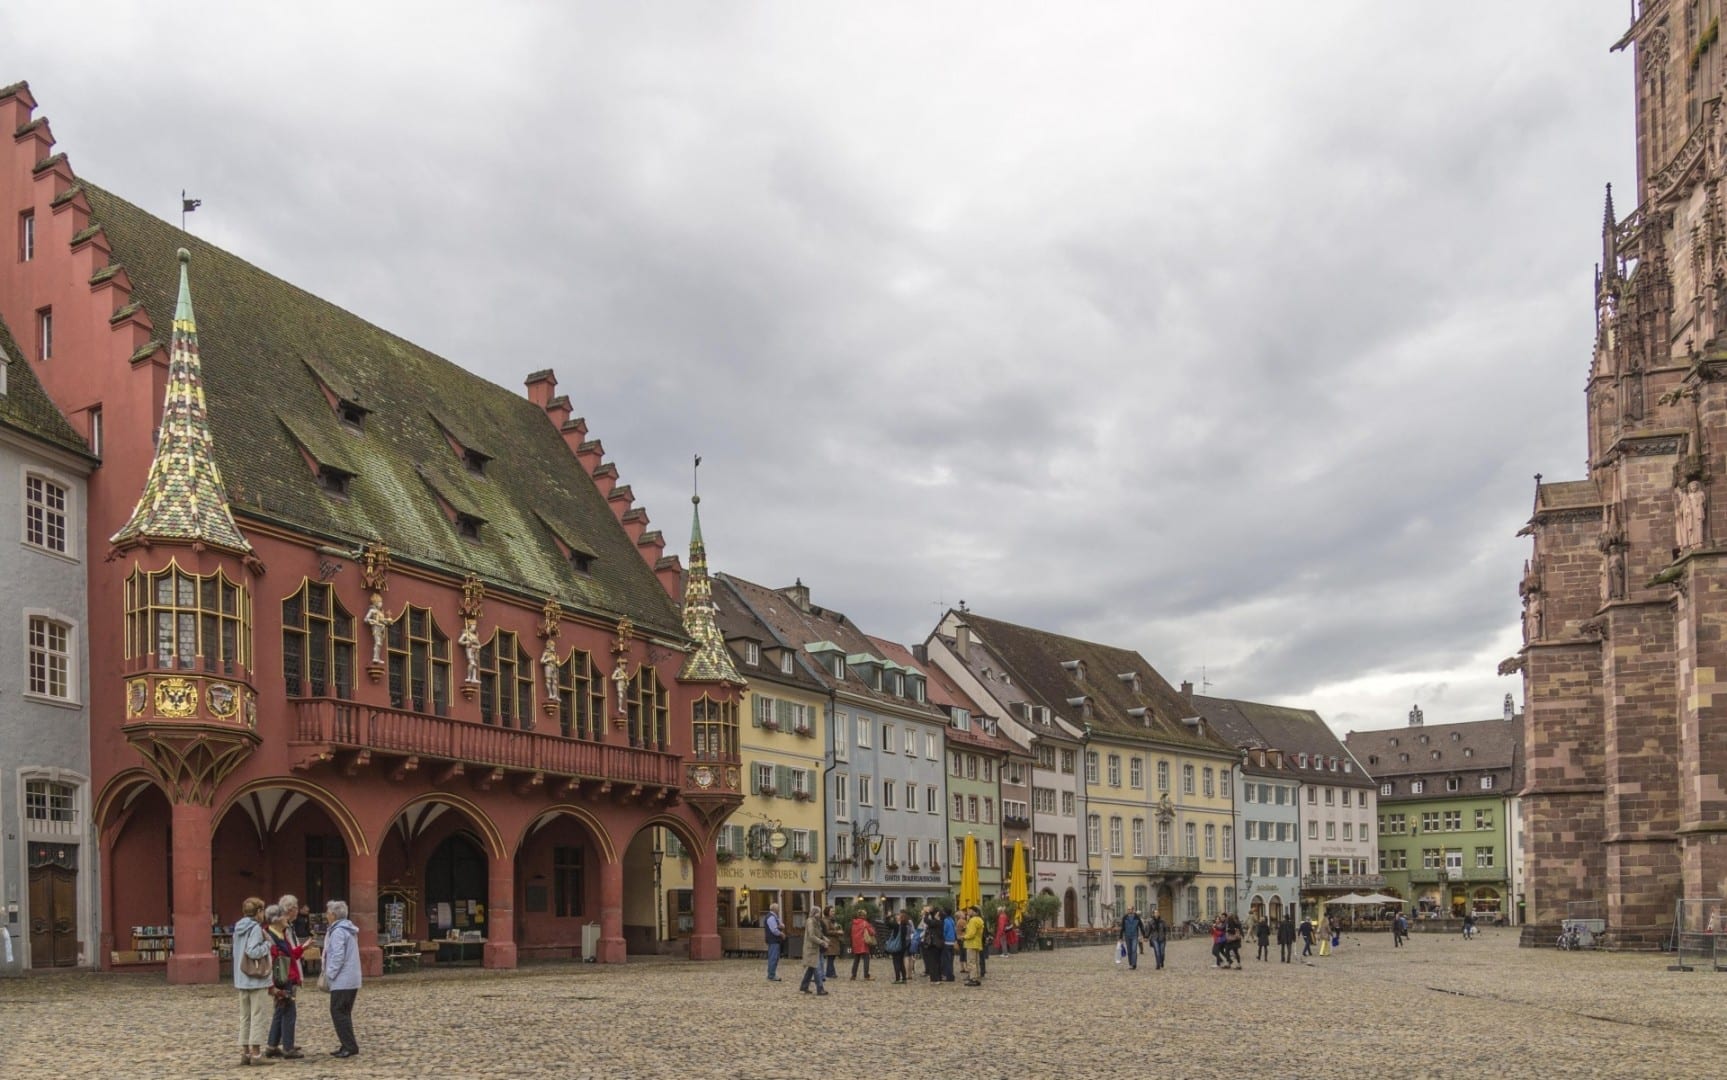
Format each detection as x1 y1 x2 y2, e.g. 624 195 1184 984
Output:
458 619 481 684
1523 588 1543 644
612 659 631 715
1676 479 1708 551
1605 545 1628 602
364 592 392 665
541 642 560 700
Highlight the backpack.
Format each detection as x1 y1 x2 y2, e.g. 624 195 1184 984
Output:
271 950 294 990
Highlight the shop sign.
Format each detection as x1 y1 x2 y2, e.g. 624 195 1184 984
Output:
883 872 943 884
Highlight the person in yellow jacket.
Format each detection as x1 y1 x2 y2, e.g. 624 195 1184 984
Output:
961 907 986 987
1317 914 1332 957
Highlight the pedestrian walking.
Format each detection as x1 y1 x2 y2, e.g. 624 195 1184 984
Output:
923 906 944 984
1277 915 1295 963
232 896 275 1067
1298 916 1314 958
321 899 362 1059
996 907 1012 958
1462 911 1477 940
1254 916 1271 962
764 903 787 981
1119 907 1144 970
262 897 306 1060
1210 916 1229 969
1392 911 1406 947
888 910 913 983
799 908 830 995
941 907 958 982
849 908 875 981
1148 912 1168 969
1225 915 1244 968
1317 914 1333 957
962 907 986 986
822 905 840 979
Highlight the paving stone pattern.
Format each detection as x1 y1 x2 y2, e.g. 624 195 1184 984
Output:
1 930 1723 1078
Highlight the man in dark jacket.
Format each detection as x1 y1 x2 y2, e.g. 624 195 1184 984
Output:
1254 916 1272 962
1278 915 1297 963
1119 908 1145 970
1298 916 1315 958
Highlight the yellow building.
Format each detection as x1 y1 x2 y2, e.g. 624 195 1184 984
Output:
657 576 829 952
951 613 1239 926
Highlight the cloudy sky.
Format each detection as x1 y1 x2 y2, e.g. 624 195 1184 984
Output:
5 2 1634 731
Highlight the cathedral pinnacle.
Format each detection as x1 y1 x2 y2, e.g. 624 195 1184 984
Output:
1601 183 1619 282
111 249 252 554
678 455 743 685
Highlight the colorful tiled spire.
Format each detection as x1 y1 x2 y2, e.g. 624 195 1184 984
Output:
679 462 742 684
111 249 251 553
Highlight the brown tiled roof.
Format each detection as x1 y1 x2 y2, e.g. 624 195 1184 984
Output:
867 636 1027 758
712 574 829 696
0 313 90 457
718 573 946 722
926 629 1083 745
1343 715 1523 780
1192 695 1373 787
959 612 1232 755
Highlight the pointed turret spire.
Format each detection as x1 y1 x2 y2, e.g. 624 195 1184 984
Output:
1601 183 1619 282
111 249 251 553
679 456 742 684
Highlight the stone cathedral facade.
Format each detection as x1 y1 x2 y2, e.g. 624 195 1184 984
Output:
1511 1 1727 945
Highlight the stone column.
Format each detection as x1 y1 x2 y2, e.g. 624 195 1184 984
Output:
349 848 383 977
688 849 720 961
167 800 217 984
483 853 517 969
598 857 626 963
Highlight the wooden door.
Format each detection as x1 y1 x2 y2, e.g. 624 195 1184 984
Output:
28 866 78 968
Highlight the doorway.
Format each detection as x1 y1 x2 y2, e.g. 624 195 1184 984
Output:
29 864 78 968
1063 888 1078 928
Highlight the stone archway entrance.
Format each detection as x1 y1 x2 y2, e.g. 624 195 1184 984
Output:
514 807 615 961
377 795 510 968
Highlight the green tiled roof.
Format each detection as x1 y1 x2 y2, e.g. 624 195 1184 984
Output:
80 181 684 636
0 313 90 457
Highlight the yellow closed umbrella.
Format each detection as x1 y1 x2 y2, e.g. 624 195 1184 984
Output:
959 833 981 911
1008 840 1030 919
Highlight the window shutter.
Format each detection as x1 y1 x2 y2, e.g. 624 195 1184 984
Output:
806 768 816 795
776 699 792 726
776 764 789 796
749 767 759 794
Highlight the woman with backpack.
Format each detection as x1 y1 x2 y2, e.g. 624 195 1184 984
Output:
231 896 276 1066
1224 914 1244 968
922 906 945 984
886 910 914 983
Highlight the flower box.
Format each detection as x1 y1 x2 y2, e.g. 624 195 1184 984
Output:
793 724 812 737
757 785 777 797
761 719 781 731
886 863 900 872
793 790 812 802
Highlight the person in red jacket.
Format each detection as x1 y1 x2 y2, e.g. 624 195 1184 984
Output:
262 895 308 1059
996 908 1012 957
849 910 875 980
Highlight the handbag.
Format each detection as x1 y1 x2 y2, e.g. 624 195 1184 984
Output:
238 932 272 979
863 927 877 948
884 930 902 953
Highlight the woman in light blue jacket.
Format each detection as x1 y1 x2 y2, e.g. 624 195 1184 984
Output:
321 899 363 1058
232 896 275 1066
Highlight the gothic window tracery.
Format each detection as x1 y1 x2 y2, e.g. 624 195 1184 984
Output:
480 629 532 727
387 604 450 716
556 648 605 740
627 666 670 751
282 580 352 698
692 695 738 761
127 563 252 675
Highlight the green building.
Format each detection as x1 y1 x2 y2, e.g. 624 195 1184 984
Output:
1344 706 1524 921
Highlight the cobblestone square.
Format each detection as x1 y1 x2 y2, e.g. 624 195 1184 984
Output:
2 930 1724 1079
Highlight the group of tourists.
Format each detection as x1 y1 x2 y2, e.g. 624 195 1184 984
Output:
769 901 1007 994
231 895 362 1066
1114 908 1372 970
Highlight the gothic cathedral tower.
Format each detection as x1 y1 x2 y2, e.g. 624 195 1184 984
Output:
1517 1 1727 944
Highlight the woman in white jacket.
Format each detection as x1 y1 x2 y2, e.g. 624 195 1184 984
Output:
232 896 276 1066
321 899 363 1059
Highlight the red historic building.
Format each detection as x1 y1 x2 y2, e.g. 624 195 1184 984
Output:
0 81 744 982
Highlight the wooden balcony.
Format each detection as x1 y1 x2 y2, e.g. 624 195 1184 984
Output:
289 697 683 792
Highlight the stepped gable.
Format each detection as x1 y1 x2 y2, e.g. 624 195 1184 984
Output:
717 573 947 721
0 312 88 456
77 181 681 635
959 611 1228 752
1191 694 1373 787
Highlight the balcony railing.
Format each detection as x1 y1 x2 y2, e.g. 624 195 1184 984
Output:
290 697 682 787
1146 855 1200 876
1300 873 1387 890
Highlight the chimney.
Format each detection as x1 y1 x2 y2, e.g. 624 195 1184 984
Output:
1408 703 1424 727
1179 679 1194 703
956 622 972 660
1503 693 1515 721
524 369 558 409
781 578 811 612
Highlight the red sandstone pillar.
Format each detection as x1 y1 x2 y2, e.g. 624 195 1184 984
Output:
97 830 117 971
349 849 383 978
167 800 217 984
688 851 720 961
483 853 518 969
598 858 626 963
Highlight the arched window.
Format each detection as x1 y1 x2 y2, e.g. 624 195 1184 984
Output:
692 695 738 761
628 666 670 750
281 579 348 697
480 630 532 727
128 563 251 674
387 604 450 716
556 649 604 740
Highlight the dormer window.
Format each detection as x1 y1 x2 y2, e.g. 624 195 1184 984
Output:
337 400 367 431
316 465 353 497
1451 731 1460 741
745 642 760 666
780 652 794 675
463 447 491 475
954 708 970 730
571 552 593 575
1298 753 1309 768
1118 672 1142 694
456 513 484 541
